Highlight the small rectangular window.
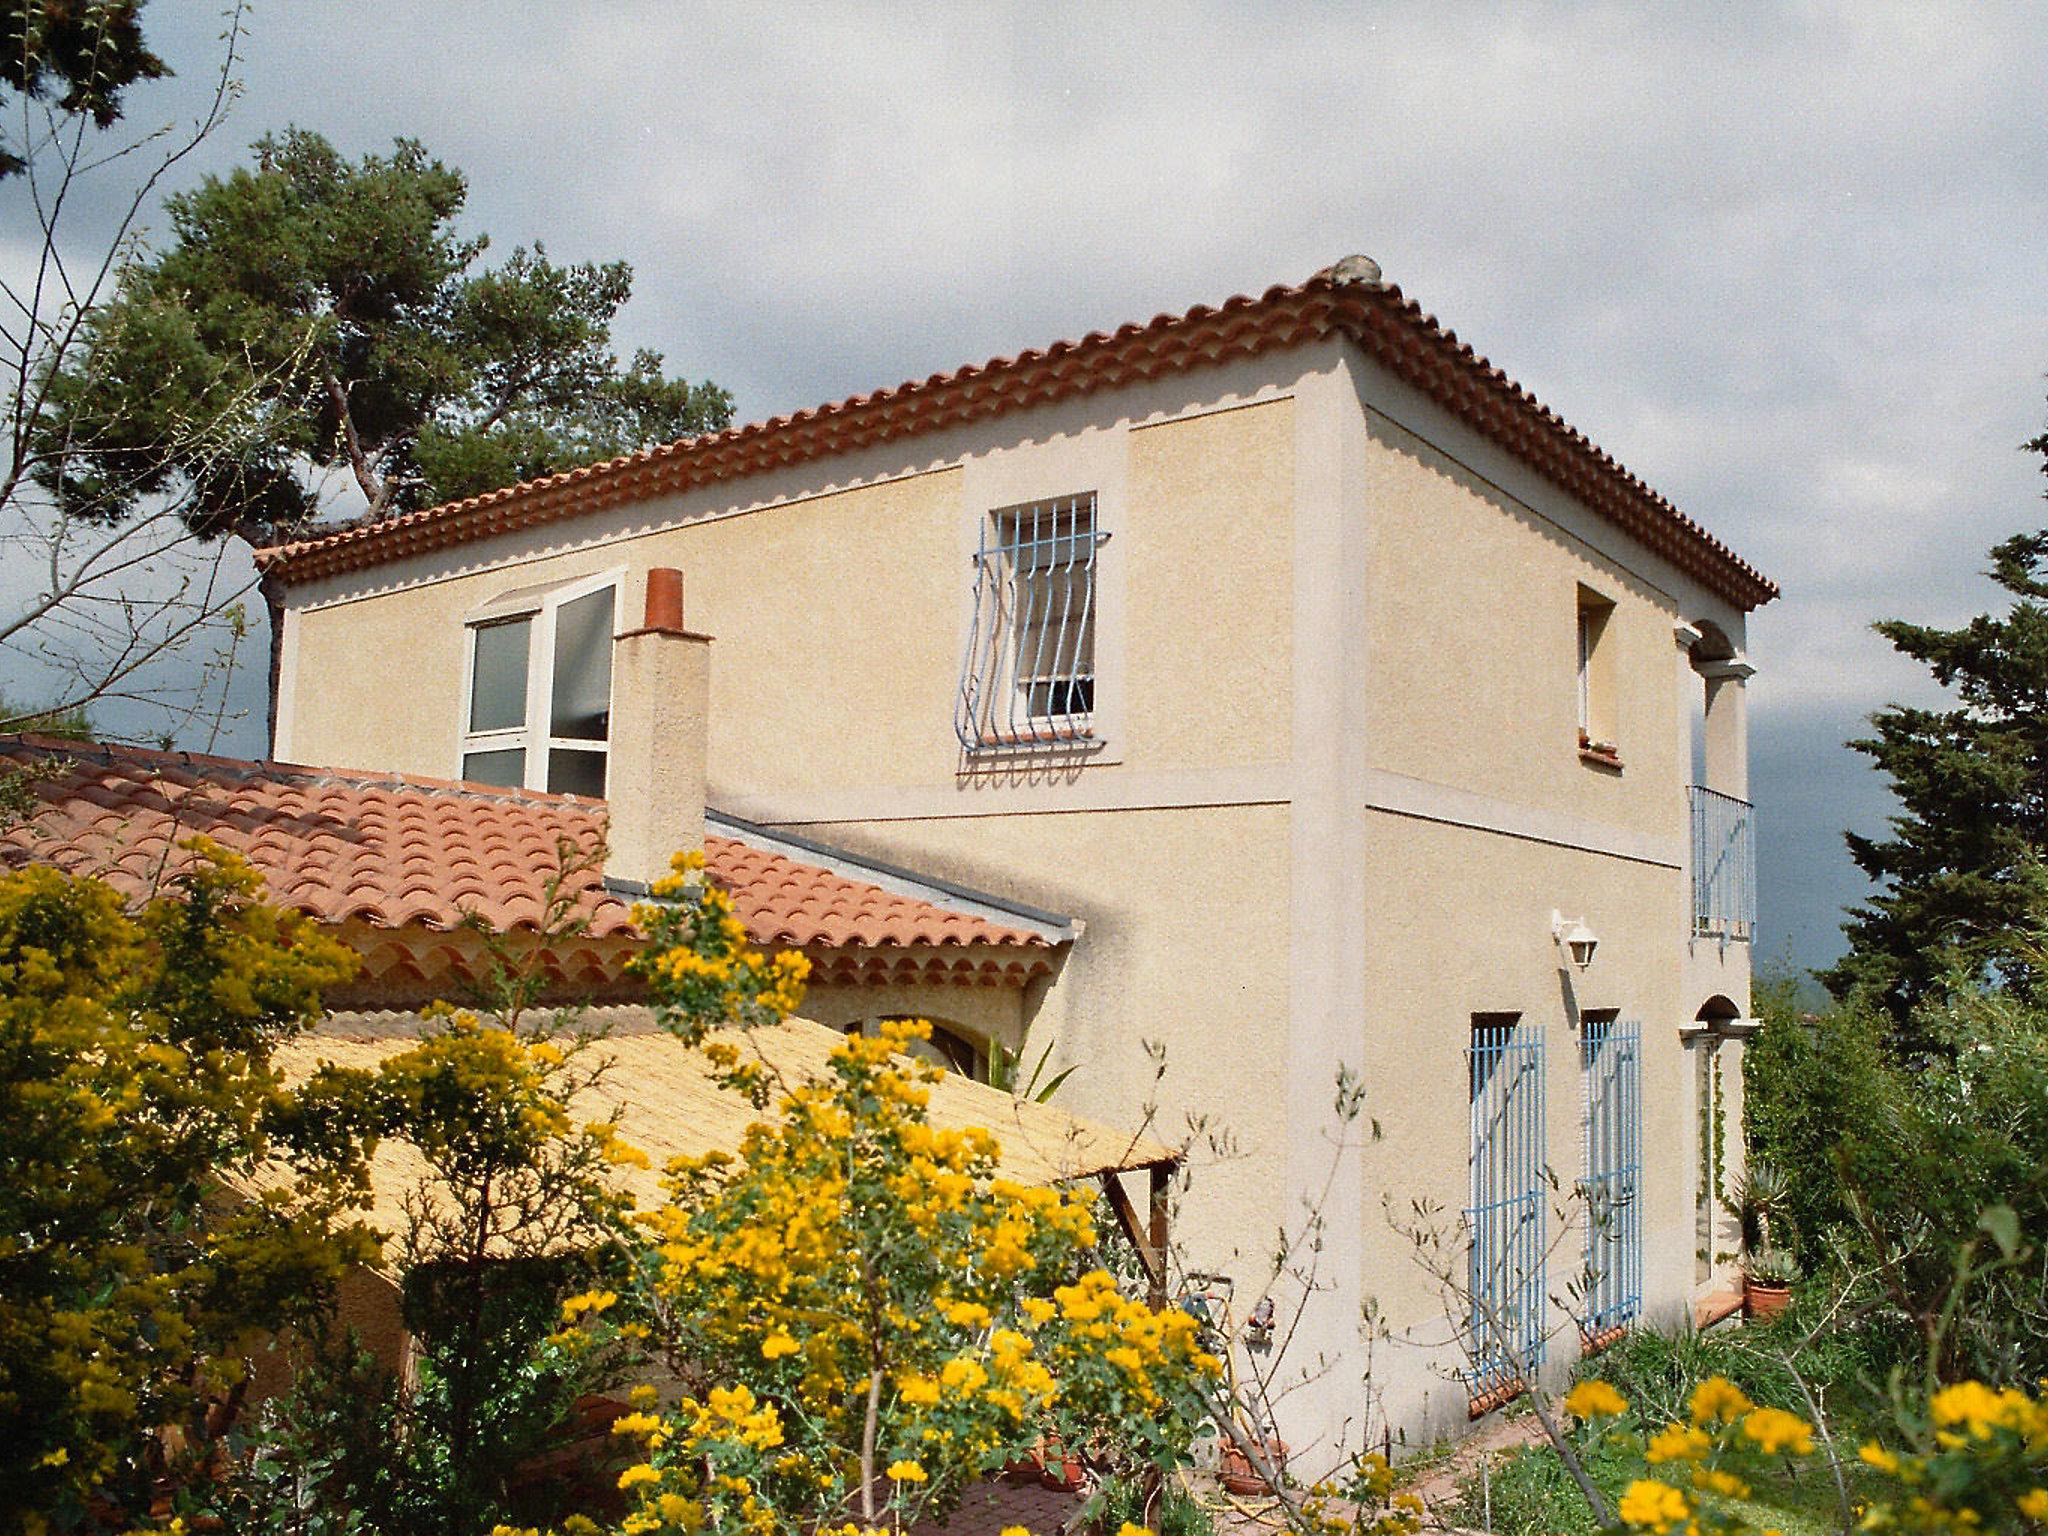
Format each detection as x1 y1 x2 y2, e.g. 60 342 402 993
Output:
956 494 1103 749
1576 586 1617 756
545 747 607 798
461 747 526 787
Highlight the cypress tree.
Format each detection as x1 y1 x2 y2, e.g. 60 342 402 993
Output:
1826 463 2048 1029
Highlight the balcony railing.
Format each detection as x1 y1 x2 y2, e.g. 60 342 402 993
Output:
1689 785 1755 942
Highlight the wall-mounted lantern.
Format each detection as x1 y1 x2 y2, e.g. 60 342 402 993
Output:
1552 910 1599 970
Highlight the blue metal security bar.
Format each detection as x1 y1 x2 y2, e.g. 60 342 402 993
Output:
1580 1016 1643 1341
1467 1017 1546 1402
955 494 1105 750
1689 785 1756 941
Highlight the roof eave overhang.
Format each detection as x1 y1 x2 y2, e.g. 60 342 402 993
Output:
254 276 1777 611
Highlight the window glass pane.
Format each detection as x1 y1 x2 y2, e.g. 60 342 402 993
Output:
551 587 614 741
469 618 531 733
545 747 606 799
462 747 526 787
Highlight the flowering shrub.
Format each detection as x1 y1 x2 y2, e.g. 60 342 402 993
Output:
0 844 370 1524
542 851 1223 1535
1562 1374 2048 1535
626 849 810 1058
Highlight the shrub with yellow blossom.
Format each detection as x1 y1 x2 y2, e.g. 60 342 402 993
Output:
0 845 375 1525
258 843 654 1536
556 855 1223 1534
1561 1373 2048 1536
625 849 810 1065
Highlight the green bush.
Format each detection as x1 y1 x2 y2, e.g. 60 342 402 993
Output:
1575 1310 1893 1433
1743 983 2048 1385
1093 1472 1216 1536
1451 1431 1638 1536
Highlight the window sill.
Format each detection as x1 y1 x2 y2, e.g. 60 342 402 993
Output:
962 729 1104 754
1579 745 1624 773
1580 1323 1631 1358
1467 1378 1528 1419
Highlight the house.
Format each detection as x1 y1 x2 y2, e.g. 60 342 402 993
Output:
249 256 1773 1448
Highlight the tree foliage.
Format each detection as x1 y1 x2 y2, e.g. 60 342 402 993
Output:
1744 987 2048 1387
1556 1372 2048 1536
2 2 260 738
0 842 372 1525
2 0 167 177
1825 515 2048 1026
34 127 733 545
3 838 1234 1535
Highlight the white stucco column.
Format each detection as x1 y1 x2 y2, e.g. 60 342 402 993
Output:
1697 659 1755 801
1282 342 1375 1453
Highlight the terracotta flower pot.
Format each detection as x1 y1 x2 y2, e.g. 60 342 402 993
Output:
1219 1435 1288 1495
1029 1434 1087 1491
1744 1277 1792 1320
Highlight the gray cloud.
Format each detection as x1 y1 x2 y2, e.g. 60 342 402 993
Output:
26 1 2048 974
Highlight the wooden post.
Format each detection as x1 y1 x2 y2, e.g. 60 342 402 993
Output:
1148 1162 1171 1310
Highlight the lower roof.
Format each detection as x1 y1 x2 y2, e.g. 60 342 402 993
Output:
0 735 1059 954
267 1008 1175 1260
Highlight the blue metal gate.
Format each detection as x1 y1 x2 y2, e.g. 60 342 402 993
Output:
1467 1017 1546 1400
1581 1016 1643 1340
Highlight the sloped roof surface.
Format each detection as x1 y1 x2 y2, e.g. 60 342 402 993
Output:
711 832 1049 949
254 261 1776 609
0 736 1047 950
269 1009 1173 1256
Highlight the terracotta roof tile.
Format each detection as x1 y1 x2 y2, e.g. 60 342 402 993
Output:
703 833 1046 950
0 736 1048 953
253 262 1776 609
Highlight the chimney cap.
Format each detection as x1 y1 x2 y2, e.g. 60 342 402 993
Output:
643 567 685 635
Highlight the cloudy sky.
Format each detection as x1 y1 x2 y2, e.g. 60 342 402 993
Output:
16 2 2048 976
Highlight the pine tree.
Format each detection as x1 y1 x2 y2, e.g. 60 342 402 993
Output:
33 128 733 546
1826 484 2048 1027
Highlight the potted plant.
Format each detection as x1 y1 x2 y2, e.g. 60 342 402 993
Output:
1027 1430 1087 1491
1218 1423 1288 1496
1730 1162 1791 1254
1742 1247 1798 1319
1731 1162 1798 1317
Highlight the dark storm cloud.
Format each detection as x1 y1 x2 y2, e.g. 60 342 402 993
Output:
34 1 2048 973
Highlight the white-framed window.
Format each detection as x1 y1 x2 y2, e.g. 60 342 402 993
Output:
954 493 1105 750
460 571 619 796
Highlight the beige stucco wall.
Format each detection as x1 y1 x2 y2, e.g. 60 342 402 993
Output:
1123 403 1294 768
1362 410 1681 841
285 468 970 792
1332 357 1756 1443
286 410 1297 785
1355 814 1706 1437
275 335 1762 1456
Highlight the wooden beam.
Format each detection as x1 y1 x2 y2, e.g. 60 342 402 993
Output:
1098 1170 1166 1305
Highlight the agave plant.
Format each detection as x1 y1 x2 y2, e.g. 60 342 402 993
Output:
1743 1246 1799 1287
1730 1161 1792 1255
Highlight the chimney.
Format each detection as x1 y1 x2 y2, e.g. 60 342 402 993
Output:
605 567 711 890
